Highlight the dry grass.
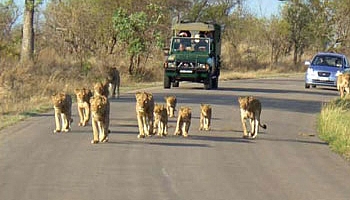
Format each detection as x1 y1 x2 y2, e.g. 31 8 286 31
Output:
318 99 350 160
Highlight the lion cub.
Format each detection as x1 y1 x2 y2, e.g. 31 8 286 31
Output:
174 106 192 137
153 104 168 137
51 92 73 133
199 104 212 131
90 94 110 144
74 88 93 126
337 73 350 98
135 91 154 138
238 96 267 139
164 95 177 117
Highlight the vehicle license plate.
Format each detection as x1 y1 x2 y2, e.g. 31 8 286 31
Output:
180 70 192 73
319 77 330 81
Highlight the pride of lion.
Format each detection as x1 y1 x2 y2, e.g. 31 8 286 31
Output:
51 67 270 142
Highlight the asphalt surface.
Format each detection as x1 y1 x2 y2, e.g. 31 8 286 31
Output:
1 76 350 200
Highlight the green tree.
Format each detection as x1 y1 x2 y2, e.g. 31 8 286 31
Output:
0 0 20 58
264 16 290 64
113 4 164 75
282 0 312 65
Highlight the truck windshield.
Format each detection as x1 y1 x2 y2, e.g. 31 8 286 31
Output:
171 37 210 53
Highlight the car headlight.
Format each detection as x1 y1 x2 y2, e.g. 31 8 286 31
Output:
336 70 342 77
307 67 314 73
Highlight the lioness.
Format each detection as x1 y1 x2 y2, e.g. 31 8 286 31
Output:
90 94 110 144
74 88 93 126
164 95 177 118
153 104 168 137
135 91 154 138
199 104 212 131
94 81 109 97
337 73 350 98
106 67 120 98
174 106 192 137
238 96 267 139
51 92 73 133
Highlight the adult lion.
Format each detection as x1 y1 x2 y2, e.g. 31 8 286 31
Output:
135 91 154 138
238 96 267 139
51 92 73 133
74 88 93 126
90 94 110 144
106 67 120 98
337 73 350 98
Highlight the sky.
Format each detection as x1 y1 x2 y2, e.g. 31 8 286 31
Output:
245 0 285 18
7 0 283 21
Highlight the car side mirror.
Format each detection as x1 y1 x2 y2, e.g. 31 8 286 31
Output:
304 60 311 66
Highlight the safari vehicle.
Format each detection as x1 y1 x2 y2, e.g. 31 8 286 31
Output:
163 21 222 89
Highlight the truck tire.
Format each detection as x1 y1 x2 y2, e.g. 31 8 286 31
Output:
204 78 213 90
212 78 218 89
164 76 171 89
172 81 179 87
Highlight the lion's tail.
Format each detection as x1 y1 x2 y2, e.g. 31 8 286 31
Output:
259 123 267 129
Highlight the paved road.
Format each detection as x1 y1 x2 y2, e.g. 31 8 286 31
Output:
1 77 350 200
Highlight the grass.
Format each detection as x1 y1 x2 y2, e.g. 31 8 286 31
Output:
318 98 350 160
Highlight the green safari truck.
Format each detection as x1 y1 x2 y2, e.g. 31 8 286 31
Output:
163 21 222 89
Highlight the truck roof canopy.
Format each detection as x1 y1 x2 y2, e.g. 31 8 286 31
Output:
172 22 217 32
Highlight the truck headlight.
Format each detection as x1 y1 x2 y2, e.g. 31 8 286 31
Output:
168 62 176 68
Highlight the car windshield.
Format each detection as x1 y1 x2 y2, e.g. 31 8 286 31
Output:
171 37 210 53
312 55 342 68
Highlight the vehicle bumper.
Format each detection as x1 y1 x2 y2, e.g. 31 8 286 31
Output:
305 75 337 87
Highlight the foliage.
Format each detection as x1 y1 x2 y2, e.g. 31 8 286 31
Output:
113 3 164 75
281 0 313 65
0 0 20 58
318 98 350 160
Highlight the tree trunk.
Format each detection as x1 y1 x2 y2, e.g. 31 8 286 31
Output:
20 0 35 64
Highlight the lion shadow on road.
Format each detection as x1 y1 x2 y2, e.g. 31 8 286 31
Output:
189 135 254 144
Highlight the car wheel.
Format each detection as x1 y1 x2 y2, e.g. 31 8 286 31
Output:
305 83 310 88
312 85 316 88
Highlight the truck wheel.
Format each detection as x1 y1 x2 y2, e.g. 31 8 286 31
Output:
164 76 171 89
172 81 179 87
212 78 218 89
204 78 213 90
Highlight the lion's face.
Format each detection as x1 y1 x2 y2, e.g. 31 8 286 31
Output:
165 96 176 107
90 95 108 121
75 88 92 103
200 104 211 116
238 96 249 110
52 93 66 109
179 107 191 120
135 92 153 113
154 104 167 121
